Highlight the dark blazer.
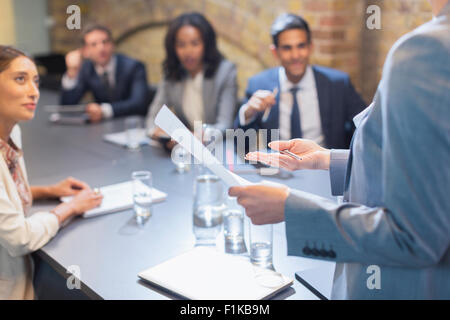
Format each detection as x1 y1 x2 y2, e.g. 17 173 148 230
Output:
60 53 150 117
234 65 366 149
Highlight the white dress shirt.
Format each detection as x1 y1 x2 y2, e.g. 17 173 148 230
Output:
61 55 117 119
239 66 325 145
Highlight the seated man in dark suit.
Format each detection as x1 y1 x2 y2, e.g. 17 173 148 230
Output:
60 25 149 123
235 14 366 149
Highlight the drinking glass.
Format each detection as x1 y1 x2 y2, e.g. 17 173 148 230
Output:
171 144 191 173
193 174 225 246
125 116 142 151
249 222 273 269
223 197 247 254
132 171 152 225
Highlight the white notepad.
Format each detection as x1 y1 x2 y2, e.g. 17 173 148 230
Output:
138 247 293 300
61 181 167 218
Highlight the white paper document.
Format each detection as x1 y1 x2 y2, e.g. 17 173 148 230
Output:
61 181 167 218
138 246 293 300
155 105 251 187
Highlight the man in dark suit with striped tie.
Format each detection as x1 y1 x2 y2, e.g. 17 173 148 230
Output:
235 14 366 149
60 25 150 123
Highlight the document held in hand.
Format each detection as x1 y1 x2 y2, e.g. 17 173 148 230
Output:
155 105 251 187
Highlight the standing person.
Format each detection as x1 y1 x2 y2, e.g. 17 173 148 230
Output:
0 46 103 299
61 25 150 123
146 12 238 149
229 0 450 299
235 13 366 149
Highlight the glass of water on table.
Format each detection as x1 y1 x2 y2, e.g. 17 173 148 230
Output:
132 171 152 225
248 222 285 287
125 116 143 151
223 196 247 254
192 174 225 246
249 222 273 269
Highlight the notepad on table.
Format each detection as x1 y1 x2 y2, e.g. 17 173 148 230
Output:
61 181 167 218
138 246 293 300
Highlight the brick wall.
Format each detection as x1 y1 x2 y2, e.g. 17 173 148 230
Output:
362 0 432 99
48 0 433 102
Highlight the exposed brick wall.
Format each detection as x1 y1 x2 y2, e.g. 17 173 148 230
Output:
362 0 432 100
48 0 433 103
300 0 365 100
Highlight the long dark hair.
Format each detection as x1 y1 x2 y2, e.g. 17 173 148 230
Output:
163 12 223 81
0 46 30 73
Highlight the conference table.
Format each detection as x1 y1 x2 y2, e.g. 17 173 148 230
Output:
23 89 335 300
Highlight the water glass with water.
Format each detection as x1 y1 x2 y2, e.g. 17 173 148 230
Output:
193 174 225 246
223 197 246 254
132 171 152 225
125 116 142 151
249 222 273 269
171 144 191 173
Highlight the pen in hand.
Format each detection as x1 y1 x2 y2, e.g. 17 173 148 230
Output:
279 149 302 161
262 87 278 122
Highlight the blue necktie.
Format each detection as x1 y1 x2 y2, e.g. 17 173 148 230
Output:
290 87 302 139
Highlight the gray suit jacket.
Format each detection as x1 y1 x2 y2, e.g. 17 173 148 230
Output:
285 4 450 299
146 59 237 132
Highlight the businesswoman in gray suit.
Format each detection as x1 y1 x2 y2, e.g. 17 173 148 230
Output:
147 12 238 149
0 46 103 299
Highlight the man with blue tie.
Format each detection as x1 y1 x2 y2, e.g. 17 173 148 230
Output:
230 0 450 299
60 25 150 123
235 14 366 149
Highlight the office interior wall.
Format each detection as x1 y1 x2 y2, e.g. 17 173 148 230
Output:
0 0 17 46
13 0 51 55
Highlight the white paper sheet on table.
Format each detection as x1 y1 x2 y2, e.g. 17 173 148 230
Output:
103 129 153 147
155 105 252 187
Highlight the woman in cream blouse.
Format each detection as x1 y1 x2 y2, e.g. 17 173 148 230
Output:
0 46 103 300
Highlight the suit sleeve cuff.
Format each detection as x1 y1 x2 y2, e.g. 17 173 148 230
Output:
238 104 255 126
100 103 114 119
329 149 350 196
61 73 79 90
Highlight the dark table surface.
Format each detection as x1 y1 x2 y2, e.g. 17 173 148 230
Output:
23 90 335 300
